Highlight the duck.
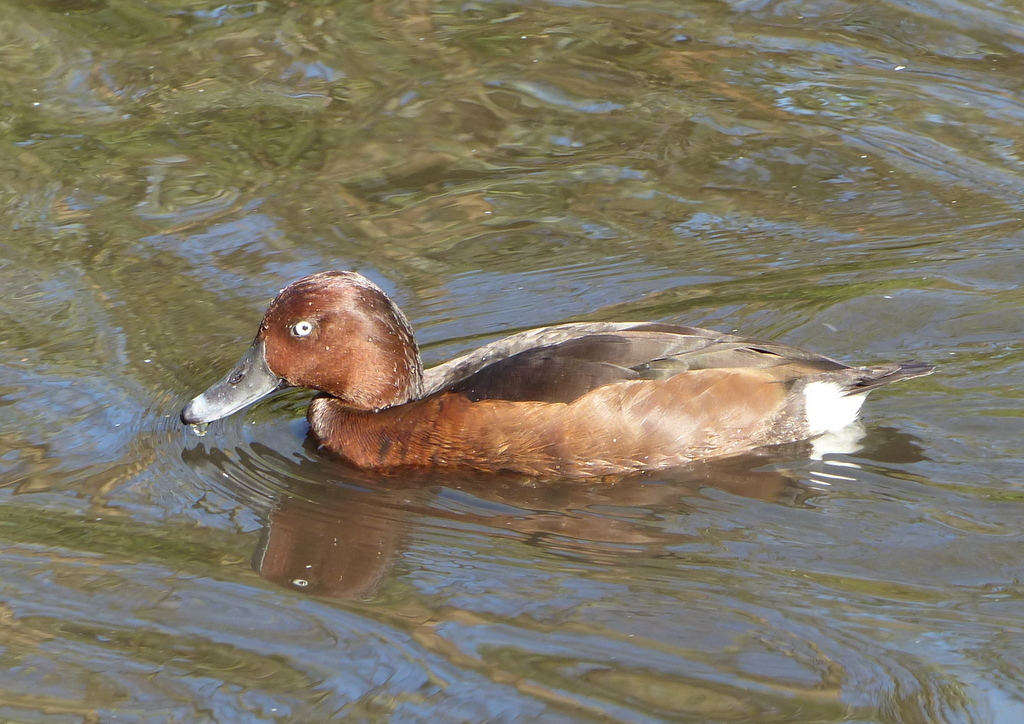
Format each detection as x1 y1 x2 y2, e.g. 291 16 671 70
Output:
181 271 933 478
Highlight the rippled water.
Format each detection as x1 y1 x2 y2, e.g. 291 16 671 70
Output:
1 0 1023 721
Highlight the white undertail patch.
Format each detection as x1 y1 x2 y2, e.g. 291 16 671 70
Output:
803 381 866 435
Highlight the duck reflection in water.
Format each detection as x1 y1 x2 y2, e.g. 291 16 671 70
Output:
254 457 812 599
184 428 928 599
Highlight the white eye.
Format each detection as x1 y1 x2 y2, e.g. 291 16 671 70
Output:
290 320 314 338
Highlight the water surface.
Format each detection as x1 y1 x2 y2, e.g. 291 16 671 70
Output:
1 0 1023 721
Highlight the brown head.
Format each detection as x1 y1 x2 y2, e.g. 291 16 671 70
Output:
260 271 423 409
181 271 423 425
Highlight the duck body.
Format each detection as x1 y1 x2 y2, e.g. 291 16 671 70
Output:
181 271 933 478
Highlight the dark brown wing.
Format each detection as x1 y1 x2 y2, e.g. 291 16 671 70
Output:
448 336 641 403
443 324 850 404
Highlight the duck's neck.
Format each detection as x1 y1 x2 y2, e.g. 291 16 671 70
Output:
342 287 427 410
372 334 423 410
334 313 424 411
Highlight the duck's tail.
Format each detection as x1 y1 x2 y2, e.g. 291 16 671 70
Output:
841 361 935 396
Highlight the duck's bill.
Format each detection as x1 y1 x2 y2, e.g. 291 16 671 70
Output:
180 340 286 425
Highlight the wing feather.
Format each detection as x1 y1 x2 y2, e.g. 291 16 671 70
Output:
427 323 850 404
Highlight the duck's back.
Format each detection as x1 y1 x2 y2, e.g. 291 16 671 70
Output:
309 323 931 477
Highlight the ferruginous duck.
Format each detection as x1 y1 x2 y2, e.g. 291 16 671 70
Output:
181 271 933 478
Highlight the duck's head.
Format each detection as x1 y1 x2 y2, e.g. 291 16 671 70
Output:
180 271 423 425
